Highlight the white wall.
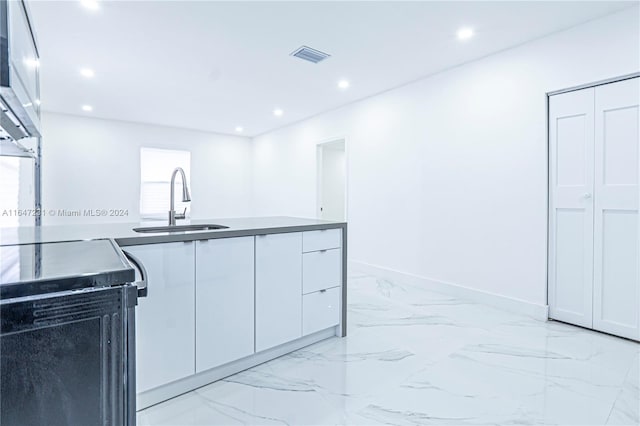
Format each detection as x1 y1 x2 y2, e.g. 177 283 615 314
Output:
42 112 253 225
251 8 640 307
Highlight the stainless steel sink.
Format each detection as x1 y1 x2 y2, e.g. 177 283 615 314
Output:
133 224 229 233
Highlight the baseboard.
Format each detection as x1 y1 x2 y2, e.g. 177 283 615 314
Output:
137 327 338 410
349 260 549 321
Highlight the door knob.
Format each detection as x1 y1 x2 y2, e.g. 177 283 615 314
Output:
583 193 592 199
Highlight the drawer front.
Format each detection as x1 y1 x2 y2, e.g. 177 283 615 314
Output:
303 229 341 252
303 249 342 294
303 287 341 336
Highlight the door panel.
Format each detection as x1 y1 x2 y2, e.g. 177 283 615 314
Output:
554 209 589 317
556 114 588 186
125 242 196 393
593 78 640 340
603 107 639 185
255 232 302 352
195 237 255 372
549 88 595 328
599 211 638 328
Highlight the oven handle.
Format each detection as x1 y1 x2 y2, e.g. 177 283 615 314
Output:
123 251 148 298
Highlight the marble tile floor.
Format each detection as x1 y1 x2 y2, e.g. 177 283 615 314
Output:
138 272 640 426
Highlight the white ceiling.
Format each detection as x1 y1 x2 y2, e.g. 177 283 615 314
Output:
30 1 635 137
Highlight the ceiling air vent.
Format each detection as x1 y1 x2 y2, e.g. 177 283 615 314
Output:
290 46 331 64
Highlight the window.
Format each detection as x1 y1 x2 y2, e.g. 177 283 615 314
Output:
140 148 191 220
0 157 21 227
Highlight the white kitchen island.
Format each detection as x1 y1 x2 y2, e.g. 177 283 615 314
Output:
124 223 346 409
0 217 347 409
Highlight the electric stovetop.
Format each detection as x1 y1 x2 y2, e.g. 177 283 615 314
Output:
0 239 135 299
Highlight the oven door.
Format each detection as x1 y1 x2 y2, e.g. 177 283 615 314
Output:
0 284 137 426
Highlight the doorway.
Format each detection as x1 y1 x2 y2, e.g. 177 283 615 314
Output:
547 74 639 341
316 139 346 222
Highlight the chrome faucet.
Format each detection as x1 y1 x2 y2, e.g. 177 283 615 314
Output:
168 167 191 226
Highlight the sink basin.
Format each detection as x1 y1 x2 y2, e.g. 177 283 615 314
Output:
133 224 229 233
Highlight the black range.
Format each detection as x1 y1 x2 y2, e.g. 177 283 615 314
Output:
0 239 135 299
0 238 146 426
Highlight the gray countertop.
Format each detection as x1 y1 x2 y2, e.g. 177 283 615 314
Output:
0 216 346 247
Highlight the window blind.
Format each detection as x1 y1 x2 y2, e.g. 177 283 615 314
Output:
140 148 191 220
0 157 20 227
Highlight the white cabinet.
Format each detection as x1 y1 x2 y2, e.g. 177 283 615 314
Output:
255 232 302 352
123 242 195 393
302 249 342 294
195 237 255 372
127 226 345 409
549 77 640 341
303 287 341 335
301 229 343 336
303 229 341 252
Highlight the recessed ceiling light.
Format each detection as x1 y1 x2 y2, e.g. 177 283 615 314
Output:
338 80 350 89
457 27 474 40
80 0 100 10
81 105 93 112
235 126 244 132
80 68 95 78
273 108 283 117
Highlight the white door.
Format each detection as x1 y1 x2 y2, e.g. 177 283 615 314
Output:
255 232 302 352
123 242 196 393
195 237 255 372
317 140 346 221
592 78 640 340
549 88 595 328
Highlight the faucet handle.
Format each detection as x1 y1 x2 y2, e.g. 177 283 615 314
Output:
175 207 187 220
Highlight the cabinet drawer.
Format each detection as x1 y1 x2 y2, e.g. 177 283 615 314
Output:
303 229 341 252
303 287 341 336
303 249 342 294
